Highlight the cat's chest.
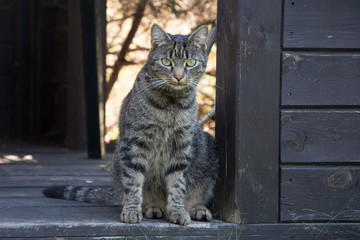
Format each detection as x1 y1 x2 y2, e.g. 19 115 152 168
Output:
148 128 176 165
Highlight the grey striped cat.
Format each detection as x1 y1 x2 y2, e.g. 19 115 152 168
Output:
43 24 219 225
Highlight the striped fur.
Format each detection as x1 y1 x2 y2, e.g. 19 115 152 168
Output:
43 24 218 226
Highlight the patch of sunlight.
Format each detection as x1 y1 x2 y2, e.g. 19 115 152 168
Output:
0 154 37 164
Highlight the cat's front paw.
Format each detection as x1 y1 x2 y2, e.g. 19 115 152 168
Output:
120 209 142 224
169 211 191 225
143 205 163 219
190 206 212 221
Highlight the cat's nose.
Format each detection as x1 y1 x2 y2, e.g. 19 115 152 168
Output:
174 75 184 81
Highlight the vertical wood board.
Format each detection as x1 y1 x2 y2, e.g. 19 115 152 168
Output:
0 44 11 76
282 53 360 106
80 0 106 158
216 0 281 224
66 0 86 149
0 10 12 43
281 166 360 222
11 0 31 139
235 0 281 224
283 0 360 49
281 110 360 163
215 0 240 224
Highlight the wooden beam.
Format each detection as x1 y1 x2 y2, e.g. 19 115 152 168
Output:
282 53 360 106
281 166 360 222
216 0 281 224
281 110 360 163
66 0 87 149
80 0 106 158
283 0 360 49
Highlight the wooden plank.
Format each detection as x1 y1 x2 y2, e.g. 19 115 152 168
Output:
282 53 360 106
80 0 106 158
0 153 111 165
0 141 91 155
12 0 31 139
0 211 359 240
0 198 103 207
281 166 360 222
0 164 109 176
0 76 11 138
66 0 87 149
281 110 360 163
0 205 238 238
216 0 281 224
0 10 12 43
215 0 240 224
0 205 121 224
0 175 112 188
0 188 47 198
0 44 11 76
283 0 360 49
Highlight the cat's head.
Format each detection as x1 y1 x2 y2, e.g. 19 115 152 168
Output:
146 24 208 92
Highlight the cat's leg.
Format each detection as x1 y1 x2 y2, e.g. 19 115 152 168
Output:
142 183 167 219
143 205 163 219
184 182 215 222
164 167 191 225
113 140 149 224
190 206 212 221
120 169 146 223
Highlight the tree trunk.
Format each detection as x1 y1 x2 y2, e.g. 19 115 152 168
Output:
106 0 147 101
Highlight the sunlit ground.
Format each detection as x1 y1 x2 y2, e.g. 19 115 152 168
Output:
0 155 37 164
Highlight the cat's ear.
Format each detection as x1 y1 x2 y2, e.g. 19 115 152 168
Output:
188 25 208 51
150 24 171 49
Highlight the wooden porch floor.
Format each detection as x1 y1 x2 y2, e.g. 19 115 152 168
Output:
0 141 240 239
1 141 359 239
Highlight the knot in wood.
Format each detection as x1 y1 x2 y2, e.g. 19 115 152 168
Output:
326 168 355 191
282 55 302 75
287 139 304 152
281 115 294 126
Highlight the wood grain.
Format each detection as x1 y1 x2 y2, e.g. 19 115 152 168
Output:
216 0 281 224
0 44 11 76
1 140 359 239
215 0 240 224
0 198 103 207
0 10 12 43
0 164 109 176
281 166 360 222
80 0 106 158
0 188 48 198
281 110 360 163
282 52 360 106
283 0 360 49
0 175 112 188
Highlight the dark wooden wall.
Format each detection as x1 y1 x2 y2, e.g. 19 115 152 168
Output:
281 0 360 222
0 0 13 138
216 0 281 224
216 0 360 227
0 0 87 149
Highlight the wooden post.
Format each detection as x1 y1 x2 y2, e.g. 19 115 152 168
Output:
80 0 106 158
215 0 282 224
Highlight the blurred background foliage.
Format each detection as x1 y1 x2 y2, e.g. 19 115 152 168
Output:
105 0 217 150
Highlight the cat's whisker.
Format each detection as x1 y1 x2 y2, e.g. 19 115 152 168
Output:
138 80 164 93
214 85 226 92
150 82 167 93
148 77 172 82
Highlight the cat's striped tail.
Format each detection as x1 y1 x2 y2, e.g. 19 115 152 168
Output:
42 186 121 205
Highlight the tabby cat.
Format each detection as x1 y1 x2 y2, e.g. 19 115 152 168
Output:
43 24 219 225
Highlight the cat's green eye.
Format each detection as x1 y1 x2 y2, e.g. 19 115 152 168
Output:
186 59 197 67
161 58 172 66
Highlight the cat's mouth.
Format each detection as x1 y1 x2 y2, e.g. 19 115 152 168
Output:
167 78 189 89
